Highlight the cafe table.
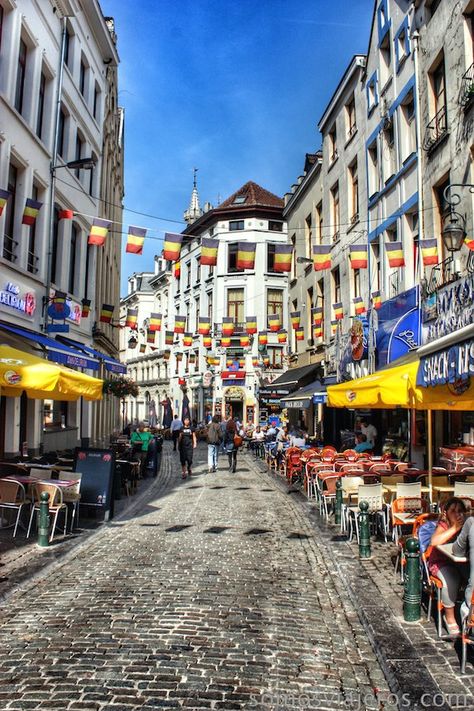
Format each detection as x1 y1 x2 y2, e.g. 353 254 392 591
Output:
435 542 468 563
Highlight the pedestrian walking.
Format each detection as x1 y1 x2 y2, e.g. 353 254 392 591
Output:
206 415 222 472
130 422 153 478
170 414 183 451
178 416 197 479
148 426 164 477
224 419 242 473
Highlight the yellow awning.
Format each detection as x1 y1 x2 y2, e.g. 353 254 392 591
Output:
0 345 103 401
327 361 419 409
327 359 474 411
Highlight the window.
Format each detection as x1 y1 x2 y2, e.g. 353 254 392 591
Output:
227 288 244 324
51 207 59 285
328 125 337 162
434 177 450 260
93 83 101 120
58 107 66 159
233 195 246 204
371 240 381 293
36 70 46 139
14 38 27 114
349 161 359 223
3 164 18 262
43 400 68 428
368 140 379 197
0 6 4 51
379 31 392 88
395 20 410 72
227 243 243 272
267 288 283 320
346 95 357 139
291 234 297 279
269 220 283 231
69 223 78 294
74 131 84 178
306 286 313 335
382 120 396 181
427 0 442 20
84 244 92 298
400 90 416 161
332 267 341 304
186 262 191 288
353 268 361 299
432 57 446 117
267 243 276 272
316 279 324 327
367 73 378 113
330 182 340 242
195 297 200 332
266 346 283 369
305 213 312 258
196 257 201 283
315 202 323 245
229 220 244 231
207 291 213 319
27 185 39 274
79 55 87 96
88 153 96 196
426 55 447 148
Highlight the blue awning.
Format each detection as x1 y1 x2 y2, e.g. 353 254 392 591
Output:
0 322 100 371
57 336 126 374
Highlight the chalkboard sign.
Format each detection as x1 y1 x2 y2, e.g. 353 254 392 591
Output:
73 447 116 521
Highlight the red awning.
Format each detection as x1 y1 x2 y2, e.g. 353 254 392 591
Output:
221 371 246 379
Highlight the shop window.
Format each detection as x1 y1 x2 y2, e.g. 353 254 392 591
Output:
43 400 68 428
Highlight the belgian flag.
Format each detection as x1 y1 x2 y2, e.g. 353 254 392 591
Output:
349 244 368 269
202 336 212 348
149 313 162 332
198 317 211 335
125 308 138 329
252 357 259 367
81 299 91 318
386 241 405 268
258 331 267 346
372 291 382 310
22 198 42 226
173 261 181 279
88 218 111 246
331 320 338 335
313 325 323 339
59 209 74 220
353 297 365 315
200 238 219 266
163 232 183 261
0 189 11 216
277 330 287 344
295 327 304 341
126 226 146 254
100 303 114 324
313 245 331 271
420 238 439 266
165 331 174 345
245 316 257 335
240 335 250 347
312 306 323 326
174 315 186 334
236 242 256 270
222 317 234 337
273 244 293 272
290 311 300 329
333 302 344 320
465 235 474 251
183 333 193 347
139 343 146 354
147 330 155 344
267 314 281 332
221 336 231 348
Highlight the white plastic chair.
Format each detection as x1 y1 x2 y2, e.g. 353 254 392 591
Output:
347 483 386 542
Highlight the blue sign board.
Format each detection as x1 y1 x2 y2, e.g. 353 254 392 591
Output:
313 394 327 404
417 338 474 387
376 286 420 367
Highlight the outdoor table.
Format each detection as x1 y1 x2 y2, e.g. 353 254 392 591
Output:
435 542 468 563
3 474 78 488
382 484 431 501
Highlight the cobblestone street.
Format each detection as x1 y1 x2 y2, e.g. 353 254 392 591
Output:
0 443 397 711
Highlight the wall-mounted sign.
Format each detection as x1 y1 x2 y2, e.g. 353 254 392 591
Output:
422 274 474 342
0 282 36 317
417 338 474 387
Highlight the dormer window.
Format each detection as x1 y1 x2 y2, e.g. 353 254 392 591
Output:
233 195 246 204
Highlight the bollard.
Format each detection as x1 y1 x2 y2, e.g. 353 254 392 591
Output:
334 477 342 526
403 536 421 622
358 500 372 559
37 491 50 547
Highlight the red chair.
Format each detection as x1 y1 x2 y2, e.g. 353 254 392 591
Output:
343 449 358 462
321 446 336 463
284 447 303 486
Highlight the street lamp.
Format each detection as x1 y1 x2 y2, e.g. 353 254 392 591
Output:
441 183 474 252
296 256 313 264
128 335 138 349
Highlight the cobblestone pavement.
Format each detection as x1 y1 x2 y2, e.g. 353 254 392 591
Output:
0 443 396 711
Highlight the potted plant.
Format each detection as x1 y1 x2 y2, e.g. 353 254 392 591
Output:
102 377 139 398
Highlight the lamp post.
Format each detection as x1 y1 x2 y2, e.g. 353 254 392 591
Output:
441 183 474 252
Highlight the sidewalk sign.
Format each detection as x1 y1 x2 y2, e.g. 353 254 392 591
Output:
73 447 116 521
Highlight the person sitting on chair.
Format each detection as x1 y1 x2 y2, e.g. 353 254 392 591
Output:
354 433 373 453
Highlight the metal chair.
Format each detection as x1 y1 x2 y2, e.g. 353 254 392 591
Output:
0 478 28 537
27 482 68 542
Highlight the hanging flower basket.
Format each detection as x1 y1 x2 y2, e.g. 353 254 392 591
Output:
102 377 139 398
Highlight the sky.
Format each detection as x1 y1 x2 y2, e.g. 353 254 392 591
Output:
99 0 375 294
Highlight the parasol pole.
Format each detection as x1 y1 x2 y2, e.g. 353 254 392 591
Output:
427 409 433 507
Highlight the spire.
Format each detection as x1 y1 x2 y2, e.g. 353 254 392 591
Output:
184 167 203 224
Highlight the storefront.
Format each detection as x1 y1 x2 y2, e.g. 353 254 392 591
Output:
280 382 327 437
258 363 322 425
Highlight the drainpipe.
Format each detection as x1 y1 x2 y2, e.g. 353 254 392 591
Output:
412 29 424 285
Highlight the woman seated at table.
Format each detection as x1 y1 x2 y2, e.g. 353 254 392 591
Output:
354 433 373 454
429 497 468 635
289 429 307 448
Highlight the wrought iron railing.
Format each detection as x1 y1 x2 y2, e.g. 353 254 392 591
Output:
422 104 448 151
459 62 474 107
426 255 460 294
389 270 400 297
2 236 18 262
27 251 39 274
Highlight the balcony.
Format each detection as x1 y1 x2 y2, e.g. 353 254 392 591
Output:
460 62 474 108
425 255 461 294
27 251 39 274
422 105 448 152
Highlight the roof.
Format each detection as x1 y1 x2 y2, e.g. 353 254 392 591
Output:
216 181 283 211
285 381 326 401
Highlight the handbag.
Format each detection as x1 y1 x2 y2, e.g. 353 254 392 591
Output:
233 434 243 448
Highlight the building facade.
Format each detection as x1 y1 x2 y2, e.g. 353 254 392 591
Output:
0 0 122 456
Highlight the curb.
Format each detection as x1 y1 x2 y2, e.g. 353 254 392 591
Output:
247 453 453 711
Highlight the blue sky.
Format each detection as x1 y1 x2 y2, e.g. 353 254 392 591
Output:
99 0 375 294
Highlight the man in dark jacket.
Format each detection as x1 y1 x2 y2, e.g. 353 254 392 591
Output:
206 415 222 473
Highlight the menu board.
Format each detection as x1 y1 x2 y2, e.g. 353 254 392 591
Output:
73 447 116 521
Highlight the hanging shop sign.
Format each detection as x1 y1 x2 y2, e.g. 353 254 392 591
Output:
422 274 474 342
49 289 81 324
376 286 420 367
417 338 474 388
0 281 36 317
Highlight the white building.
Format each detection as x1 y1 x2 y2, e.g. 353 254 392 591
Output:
0 0 122 456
